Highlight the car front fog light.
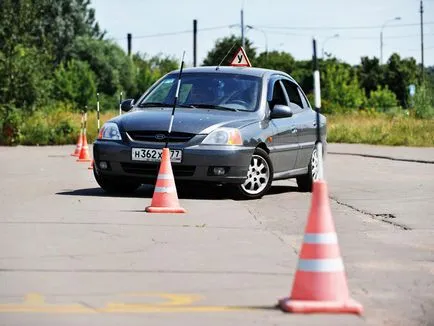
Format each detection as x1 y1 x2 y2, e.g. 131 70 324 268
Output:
213 167 226 176
99 161 108 169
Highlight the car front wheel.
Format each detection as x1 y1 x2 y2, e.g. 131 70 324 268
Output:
93 168 141 194
296 146 320 192
233 148 273 199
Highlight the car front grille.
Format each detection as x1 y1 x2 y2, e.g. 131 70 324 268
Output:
121 163 196 177
127 131 195 143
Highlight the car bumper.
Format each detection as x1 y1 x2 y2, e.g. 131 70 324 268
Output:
93 140 254 184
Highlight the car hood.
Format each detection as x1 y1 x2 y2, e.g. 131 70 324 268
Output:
116 107 259 134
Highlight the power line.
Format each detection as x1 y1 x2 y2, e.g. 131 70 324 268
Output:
256 21 434 31
260 29 434 40
112 25 230 40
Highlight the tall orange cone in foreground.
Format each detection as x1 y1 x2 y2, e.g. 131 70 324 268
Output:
145 148 186 213
76 131 91 162
278 179 363 314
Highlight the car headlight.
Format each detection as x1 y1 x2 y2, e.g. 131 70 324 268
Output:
98 122 122 140
202 128 243 145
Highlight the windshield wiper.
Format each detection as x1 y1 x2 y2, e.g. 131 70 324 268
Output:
183 103 238 112
138 102 172 107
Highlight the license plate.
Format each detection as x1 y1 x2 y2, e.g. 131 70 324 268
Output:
131 148 182 163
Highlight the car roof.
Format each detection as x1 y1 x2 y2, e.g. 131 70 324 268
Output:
167 66 297 83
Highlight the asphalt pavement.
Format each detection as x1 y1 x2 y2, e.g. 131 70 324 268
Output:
0 144 433 326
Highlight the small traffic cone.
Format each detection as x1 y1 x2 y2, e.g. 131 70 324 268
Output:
278 180 363 314
88 159 94 170
145 148 186 213
76 132 92 162
71 131 83 157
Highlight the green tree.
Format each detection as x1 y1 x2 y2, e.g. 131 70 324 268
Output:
202 35 256 66
358 56 385 96
254 51 296 73
384 53 418 108
0 0 105 110
322 61 366 110
0 0 104 64
0 45 52 110
67 37 135 96
53 59 96 108
133 53 178 99
291 60 314 93
33 0 104 64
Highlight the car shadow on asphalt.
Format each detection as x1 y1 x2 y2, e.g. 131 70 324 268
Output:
56 184 232 200
56 184 300 201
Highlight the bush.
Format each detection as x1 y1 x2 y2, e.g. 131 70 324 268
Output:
413 82 434 119
53 59 97 109
367 85 399 112
0 106 22 145
321 62 367 110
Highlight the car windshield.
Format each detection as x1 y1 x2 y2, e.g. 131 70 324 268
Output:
138 72 262 112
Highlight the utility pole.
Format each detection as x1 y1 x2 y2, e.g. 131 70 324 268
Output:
380 30 383 64
127 33 132 57
193 19 197 67
420 0 424 81
241 9 245 48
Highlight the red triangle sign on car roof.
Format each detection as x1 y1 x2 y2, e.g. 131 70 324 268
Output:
230 47 252 67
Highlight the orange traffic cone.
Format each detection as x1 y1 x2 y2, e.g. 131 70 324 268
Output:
145 148 186 213
71 131 83 157
278 180 363 314
76 132 92 162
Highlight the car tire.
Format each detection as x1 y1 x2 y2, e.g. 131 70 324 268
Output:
296 146 320 192
93 168 141 194
233 147 273 200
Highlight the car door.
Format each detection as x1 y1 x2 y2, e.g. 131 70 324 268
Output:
268 77 299 173
281 79 316 169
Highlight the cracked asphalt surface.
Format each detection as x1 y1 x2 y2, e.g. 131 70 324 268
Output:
0 144 433 326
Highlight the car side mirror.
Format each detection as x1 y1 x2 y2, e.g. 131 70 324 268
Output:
121 99 135 112
270 104 293 119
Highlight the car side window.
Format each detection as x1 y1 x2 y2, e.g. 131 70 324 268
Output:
298 88 311 109
281 80 303 110
270 80 288 108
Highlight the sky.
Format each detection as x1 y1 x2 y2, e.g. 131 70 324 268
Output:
90 0 434 67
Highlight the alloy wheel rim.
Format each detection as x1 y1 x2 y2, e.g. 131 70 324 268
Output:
311 148 319 181
241 155 270 195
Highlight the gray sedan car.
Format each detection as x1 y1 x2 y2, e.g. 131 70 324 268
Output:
93 66 326 199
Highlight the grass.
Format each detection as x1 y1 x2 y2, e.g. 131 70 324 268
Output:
19 108 119 145
326 111 434 147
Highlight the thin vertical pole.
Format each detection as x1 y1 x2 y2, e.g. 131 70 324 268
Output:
127 33 132 57
313 38 324 180
96 93 100 133
165 52 186 149
241 10 245 48
84 106 88 139
420 0 424 81
119 92 123 116
193 20 197 67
